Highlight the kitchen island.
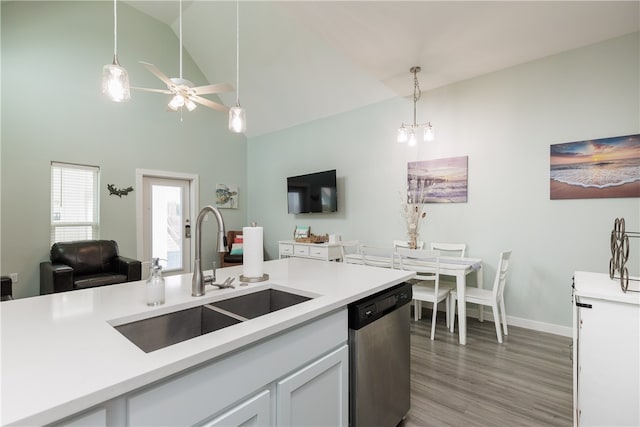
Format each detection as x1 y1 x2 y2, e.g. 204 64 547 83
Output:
1 258 413 426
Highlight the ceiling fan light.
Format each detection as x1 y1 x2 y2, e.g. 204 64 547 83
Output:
102 61 131 102
168 94 185 110
185 99 197 111
229 106 246 133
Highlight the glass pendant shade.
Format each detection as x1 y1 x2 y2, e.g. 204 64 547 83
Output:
408 130 417 147
397 127 408 143
102 58 131 102
229 106 246 133
424 123 435 142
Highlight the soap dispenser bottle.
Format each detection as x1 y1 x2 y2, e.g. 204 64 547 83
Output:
146 258 165 306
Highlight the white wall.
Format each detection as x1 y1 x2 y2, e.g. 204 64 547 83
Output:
1 2 248 298
247 33 640 331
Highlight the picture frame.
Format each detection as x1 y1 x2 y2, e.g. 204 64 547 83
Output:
550 134 640 200
294 225 310 239
215 184 239 208
408 156 469 203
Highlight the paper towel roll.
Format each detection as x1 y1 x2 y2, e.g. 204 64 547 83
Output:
243 226 264 278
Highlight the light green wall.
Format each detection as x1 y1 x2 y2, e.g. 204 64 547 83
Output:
2 2 638 330
1 1 247 298
248 32 640 330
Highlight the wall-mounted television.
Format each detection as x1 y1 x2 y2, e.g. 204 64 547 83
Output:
287 169 337 214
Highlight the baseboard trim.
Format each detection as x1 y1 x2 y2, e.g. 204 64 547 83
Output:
462 307 572 337
419 303 573 338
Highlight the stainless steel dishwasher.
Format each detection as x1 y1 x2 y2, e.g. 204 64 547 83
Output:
348 282 412 427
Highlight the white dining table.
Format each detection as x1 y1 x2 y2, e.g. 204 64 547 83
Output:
343 253 483 345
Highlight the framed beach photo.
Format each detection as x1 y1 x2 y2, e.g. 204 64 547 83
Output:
550 134 640 200
408 156 468 203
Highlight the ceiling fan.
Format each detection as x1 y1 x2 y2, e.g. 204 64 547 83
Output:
133 0 233 113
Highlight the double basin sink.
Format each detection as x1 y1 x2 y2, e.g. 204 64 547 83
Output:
114 289 312 353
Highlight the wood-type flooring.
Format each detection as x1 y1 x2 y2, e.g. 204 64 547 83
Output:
401 311 573 427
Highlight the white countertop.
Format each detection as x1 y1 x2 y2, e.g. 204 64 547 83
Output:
1 258 413 426
574 271 640 305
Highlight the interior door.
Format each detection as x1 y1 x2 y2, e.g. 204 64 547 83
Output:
142 176 191 276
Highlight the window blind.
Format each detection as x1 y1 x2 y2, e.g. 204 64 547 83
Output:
51 162 100 244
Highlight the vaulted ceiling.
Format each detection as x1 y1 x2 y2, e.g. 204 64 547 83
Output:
125 1 640 137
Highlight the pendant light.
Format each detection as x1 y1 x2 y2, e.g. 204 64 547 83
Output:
102 0 131 102
397 66 434 145
229 0 246 133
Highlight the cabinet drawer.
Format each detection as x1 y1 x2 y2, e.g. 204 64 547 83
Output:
309 246 328 259
280 244 294 255
294 245 310 256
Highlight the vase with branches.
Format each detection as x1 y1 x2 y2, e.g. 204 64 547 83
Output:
401 177 428 249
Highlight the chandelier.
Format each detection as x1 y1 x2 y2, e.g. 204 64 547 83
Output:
397 66 434 146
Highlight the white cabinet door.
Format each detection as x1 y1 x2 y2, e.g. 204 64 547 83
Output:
276 345 348 427
202 390 271 427
576 297 640 426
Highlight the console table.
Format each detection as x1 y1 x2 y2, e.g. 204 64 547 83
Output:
278 240 342 261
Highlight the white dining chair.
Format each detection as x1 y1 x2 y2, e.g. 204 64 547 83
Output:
339 240 361 263
449 250 512 343
397 248 450 340
393 239 425 250
430 242 466 258
360 245 397 269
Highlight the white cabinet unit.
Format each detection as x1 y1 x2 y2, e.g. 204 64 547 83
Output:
126 309 347 426
277 345 348 427
573 271 640 426
278 241 342 261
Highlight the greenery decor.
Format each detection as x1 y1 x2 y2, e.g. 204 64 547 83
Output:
107 184 133 197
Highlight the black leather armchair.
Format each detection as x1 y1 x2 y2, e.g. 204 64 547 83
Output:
40 240 142 294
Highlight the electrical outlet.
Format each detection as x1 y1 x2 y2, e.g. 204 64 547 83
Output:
9 273 18 284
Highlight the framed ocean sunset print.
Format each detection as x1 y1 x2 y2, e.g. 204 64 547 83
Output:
550 134 640 200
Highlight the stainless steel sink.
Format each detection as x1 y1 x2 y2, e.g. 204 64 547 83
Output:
210 289 312 319
115 305 241 353
114 288 312 353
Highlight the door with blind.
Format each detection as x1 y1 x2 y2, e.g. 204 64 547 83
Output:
142 176 192 276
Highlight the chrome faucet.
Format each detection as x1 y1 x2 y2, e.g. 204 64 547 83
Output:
192 205 227 297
